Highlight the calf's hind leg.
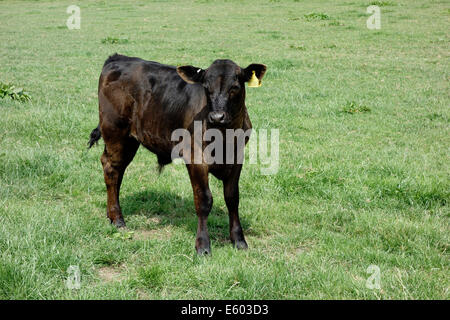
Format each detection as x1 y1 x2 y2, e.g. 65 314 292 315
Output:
101 137 139 227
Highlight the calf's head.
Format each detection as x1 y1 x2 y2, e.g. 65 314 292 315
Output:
177 60 266 126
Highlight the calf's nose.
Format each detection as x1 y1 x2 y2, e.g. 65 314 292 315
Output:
208 111 226 124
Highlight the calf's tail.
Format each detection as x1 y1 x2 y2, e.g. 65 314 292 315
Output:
88 125 102 148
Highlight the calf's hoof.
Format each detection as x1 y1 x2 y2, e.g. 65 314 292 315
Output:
111 217 126 228
195 234 211 255
196 247 211 255
233 240 248 250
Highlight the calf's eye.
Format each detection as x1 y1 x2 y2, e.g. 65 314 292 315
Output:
229 86 240 94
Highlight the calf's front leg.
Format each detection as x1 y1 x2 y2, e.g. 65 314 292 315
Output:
187 164 213 255
223 165 248 250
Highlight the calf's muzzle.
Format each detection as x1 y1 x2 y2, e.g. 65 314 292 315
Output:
208 111 229 125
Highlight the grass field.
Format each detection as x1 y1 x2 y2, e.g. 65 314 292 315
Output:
0 0 449 299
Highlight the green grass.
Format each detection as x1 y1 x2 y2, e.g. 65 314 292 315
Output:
0 0 449 299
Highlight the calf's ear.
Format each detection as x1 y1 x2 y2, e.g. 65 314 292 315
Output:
177 66 205 84
243 64 267 82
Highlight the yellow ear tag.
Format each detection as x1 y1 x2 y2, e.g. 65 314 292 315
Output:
247 70 261 88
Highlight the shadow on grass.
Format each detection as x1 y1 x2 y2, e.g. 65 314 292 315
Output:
120 189 251 247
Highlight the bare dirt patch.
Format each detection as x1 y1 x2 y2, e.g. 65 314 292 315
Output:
137 289 150 300
148 216 162 224
134 225 173 241
286 241 317 260
98 266 124 282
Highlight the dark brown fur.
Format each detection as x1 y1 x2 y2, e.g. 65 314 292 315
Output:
90 54 266 254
